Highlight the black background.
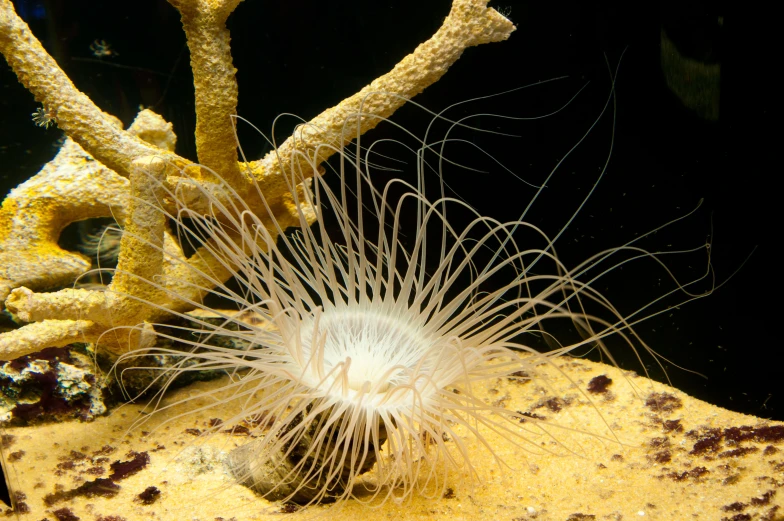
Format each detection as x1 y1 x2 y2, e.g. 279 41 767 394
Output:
1 0 778 427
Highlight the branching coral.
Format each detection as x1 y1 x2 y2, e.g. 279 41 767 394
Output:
0 0 515 359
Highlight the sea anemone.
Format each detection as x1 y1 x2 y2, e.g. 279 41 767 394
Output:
108 85 710 506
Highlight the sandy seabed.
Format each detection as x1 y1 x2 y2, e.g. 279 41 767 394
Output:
2 357 782 521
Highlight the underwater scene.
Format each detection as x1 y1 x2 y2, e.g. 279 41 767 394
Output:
1 0 781 520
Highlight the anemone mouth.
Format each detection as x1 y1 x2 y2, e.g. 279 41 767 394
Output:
297 306 439 399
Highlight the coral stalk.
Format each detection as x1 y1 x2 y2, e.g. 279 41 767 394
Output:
167 0 244 189
0 0 185 178
247 0 516 189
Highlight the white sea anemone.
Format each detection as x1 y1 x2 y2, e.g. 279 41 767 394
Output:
109 85 710 506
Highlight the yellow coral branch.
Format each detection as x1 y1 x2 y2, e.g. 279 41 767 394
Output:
0 0 185 177
0 110 176 303
6 287 107 324
109 156 170 324
167 0 244 189
0 140 128 303
0 319 101 360
247 0 515 189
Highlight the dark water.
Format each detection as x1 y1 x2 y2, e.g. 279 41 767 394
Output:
0 0 777 425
